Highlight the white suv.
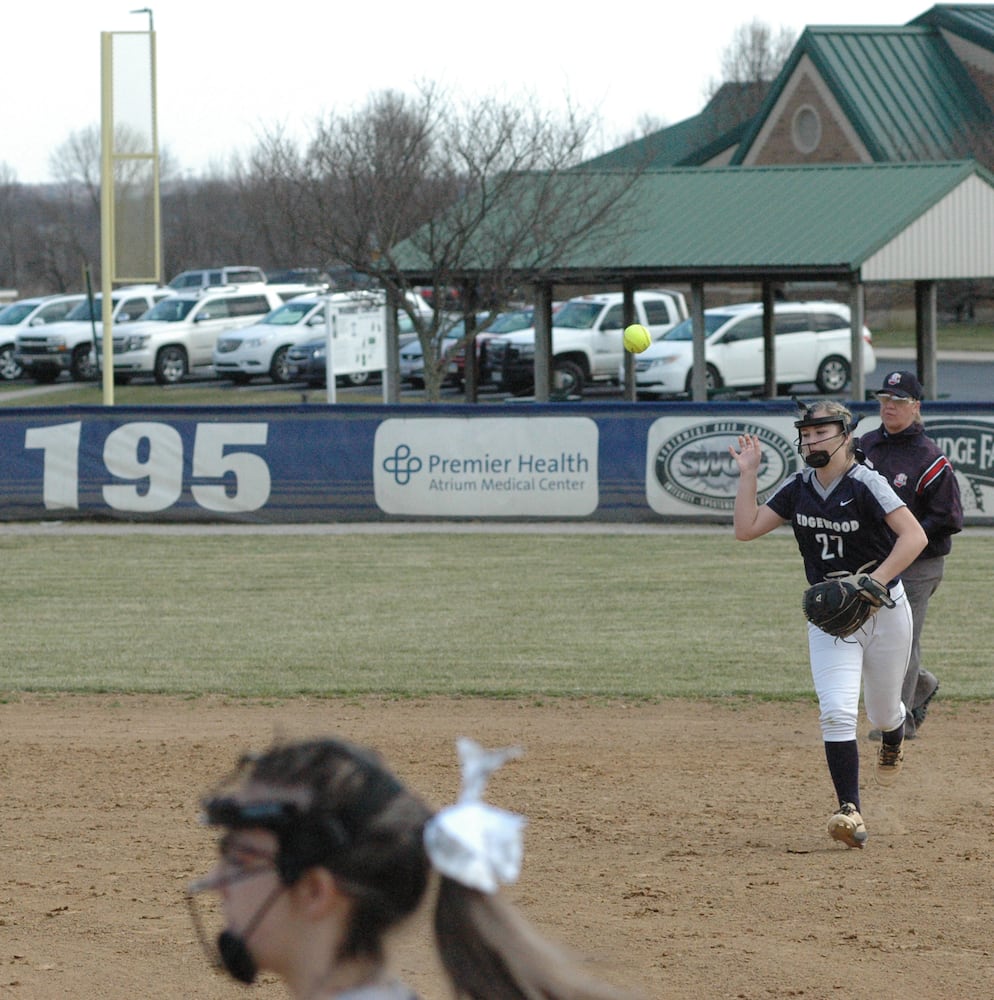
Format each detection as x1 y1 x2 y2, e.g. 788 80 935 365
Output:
212 293 328 384
627 300 876 397
103 284 285 384
0 293 85 380
15 287 168 383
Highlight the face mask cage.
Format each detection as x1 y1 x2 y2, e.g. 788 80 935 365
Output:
186 796 322 985
186 886 227 976
186 868 287 986
200 794 351 886
793 401 854 455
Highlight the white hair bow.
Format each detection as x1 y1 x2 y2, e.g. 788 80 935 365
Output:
423 737 526 894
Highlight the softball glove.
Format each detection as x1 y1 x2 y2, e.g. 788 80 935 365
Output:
802 567 895 639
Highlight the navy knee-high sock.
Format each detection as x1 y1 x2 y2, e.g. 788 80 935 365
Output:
824 740 860 810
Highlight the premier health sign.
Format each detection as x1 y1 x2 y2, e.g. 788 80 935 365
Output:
373 417 598 516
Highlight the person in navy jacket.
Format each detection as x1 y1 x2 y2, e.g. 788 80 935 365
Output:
859 371 963 740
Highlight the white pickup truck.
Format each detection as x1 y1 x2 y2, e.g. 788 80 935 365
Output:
15 286 169 382
486 289 688 395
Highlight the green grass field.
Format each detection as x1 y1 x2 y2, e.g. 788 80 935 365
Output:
0 530 988 700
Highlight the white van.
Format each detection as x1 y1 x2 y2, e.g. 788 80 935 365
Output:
628 300 876 397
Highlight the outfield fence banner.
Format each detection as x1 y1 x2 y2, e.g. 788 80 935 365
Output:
1 401 992 524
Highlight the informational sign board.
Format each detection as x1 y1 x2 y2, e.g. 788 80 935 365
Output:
325 293 387 402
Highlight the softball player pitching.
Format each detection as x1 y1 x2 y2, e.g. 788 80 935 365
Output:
729 400 927 848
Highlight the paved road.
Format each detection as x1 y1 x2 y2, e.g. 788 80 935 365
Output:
2 350 990 404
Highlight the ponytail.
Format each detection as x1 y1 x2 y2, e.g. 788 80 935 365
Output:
433 876 632 1000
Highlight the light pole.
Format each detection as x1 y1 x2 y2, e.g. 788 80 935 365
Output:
130 7 153 31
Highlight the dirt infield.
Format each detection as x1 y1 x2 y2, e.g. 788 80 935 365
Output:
3 694 993 999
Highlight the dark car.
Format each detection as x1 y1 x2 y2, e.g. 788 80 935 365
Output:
264 267 330 287
398 336 461 388
284 335 379 387
451 308 537 388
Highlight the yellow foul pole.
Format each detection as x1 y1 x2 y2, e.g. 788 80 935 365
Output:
100 32 115 405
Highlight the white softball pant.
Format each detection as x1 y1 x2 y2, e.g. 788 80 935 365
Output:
808 581 913 742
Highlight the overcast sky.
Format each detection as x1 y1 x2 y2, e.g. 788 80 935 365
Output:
3 1 927 184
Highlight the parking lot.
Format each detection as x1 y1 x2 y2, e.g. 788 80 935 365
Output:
1 350 990 405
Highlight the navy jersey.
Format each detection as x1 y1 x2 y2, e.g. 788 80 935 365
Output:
766 463 906 585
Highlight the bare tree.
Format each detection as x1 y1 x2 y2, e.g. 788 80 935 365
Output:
602 113 670 152
41 127 103 286
247 84 643 400
50 125 178 205
0 164 23 290
704 20 797 121
44 125 180 287
229 129 324 268
0 161 72 295
160 169 241 281
720 20 796 85
50 126 103 216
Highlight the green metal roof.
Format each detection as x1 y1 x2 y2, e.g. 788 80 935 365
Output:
733 24 994 164
393 161 994 281
582 83 765 170
910 4 994 47
579 115 748 170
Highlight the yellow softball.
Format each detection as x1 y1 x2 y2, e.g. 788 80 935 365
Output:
623 323 651 353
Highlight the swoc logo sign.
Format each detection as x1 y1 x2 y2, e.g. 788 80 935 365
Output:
646 419 800 514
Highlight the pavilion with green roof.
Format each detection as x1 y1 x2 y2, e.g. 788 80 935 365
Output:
392 6 994 403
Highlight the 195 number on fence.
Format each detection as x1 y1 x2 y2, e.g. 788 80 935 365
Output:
24 421 272 513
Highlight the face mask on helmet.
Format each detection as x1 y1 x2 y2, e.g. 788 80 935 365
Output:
794 406 854 469
189 796 350 985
